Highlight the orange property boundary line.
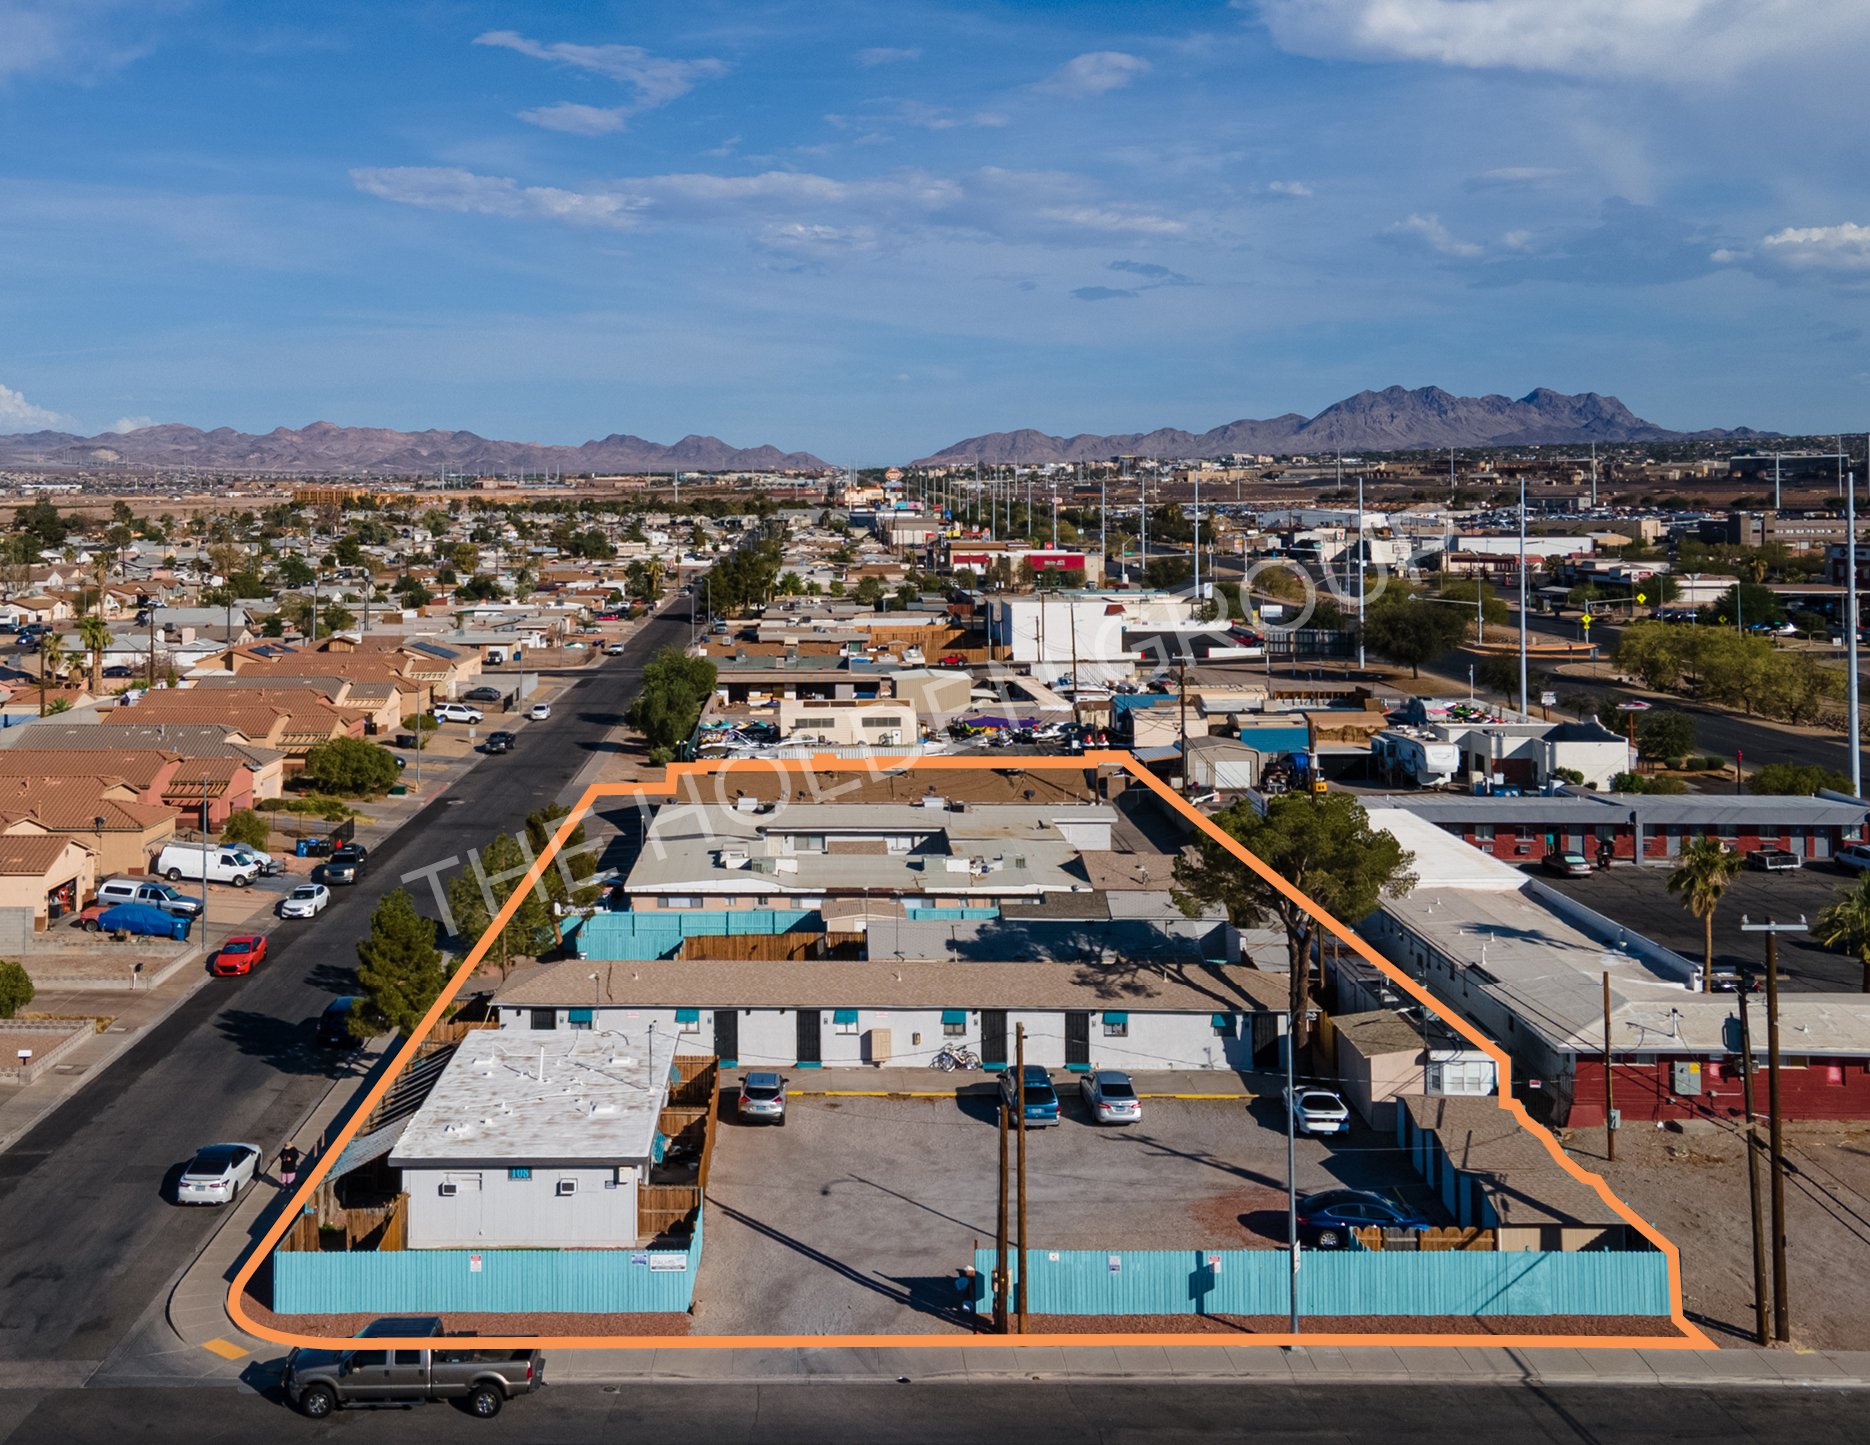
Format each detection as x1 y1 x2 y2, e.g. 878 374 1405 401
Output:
228 752 1714 1353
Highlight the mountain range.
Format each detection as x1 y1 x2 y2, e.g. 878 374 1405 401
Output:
912 386 1775 466
0 421 830 475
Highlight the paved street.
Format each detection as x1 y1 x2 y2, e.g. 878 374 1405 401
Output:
0 603 692 1367
2 1380 1866 1443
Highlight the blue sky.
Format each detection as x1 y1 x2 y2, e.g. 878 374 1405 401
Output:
2 0 1868 461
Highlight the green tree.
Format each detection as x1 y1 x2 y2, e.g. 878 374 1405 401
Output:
276 554 314 587
1172 794 1416 1050
0 959 34 1018
1748 762 1852 797
1666 838 1743 989
527 803 600 907
854 575 885 606
1816 873 1870 994
625 647 719 756
77 614 110 696
36 643 71 716
351 888 448 1038
1438 578 1510 629
1699 582 1785 629
1635 710 1695 762
1143 556 1192 590
219 808 271 850
110 499 134 526
321 603 356 633
301 736 401 796
1361 593 1470 678
446 833 555 979
13 497 67 548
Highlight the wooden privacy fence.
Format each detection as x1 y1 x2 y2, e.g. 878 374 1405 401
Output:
278 1193 408 1253
675 932 865 961
638 1055 720 1242
1352 1226 1495 1252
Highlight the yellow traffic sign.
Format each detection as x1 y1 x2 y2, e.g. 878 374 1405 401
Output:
1636 593 1646 604
1581 613 1594 625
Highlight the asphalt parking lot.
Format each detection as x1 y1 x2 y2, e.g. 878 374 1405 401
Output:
1530 862 1864 990
693 1070 1445 1337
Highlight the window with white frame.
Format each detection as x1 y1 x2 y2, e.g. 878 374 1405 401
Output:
663 896 698 909
833 1009 859 1034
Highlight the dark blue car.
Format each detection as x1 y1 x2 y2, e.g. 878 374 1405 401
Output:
1295 1189 1430 1249
997 1065 1060 1127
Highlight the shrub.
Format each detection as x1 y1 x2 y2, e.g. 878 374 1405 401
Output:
1552 767 1585 785
1610 772 1647 793
1749 763 1853 797
0 960 33 1019
300 736 401 797
220 808 271 850
1647 776 1689 794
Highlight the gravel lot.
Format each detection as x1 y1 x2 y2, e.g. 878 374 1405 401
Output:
1568 1114 1870 1350
693 1073 1444 1337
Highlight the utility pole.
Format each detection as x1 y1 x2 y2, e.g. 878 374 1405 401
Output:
1015 1022 1028 1336
995 1087 1009 1334
1286 1001 1300 1338
1590 443 1597 509
1742 914 1805 1344
1602 971 1616 1162
1852 457 1863 800
1518 475 1529 717
1178 657 1189 797
1739 984 1769 1347
1069 603 1082 731
1773 454 1781 511
1139 464 1148 582
1356 468 1365 672
1099 467 1106 585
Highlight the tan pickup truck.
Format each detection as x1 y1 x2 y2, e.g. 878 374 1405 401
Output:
284 1317 544 1419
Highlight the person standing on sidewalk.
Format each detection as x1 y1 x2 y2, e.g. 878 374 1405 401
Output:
277 1144 301 1189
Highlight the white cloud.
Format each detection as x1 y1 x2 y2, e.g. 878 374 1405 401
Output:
518 102 630 136
1256 0 1870 82
1385 212 1483 256
1268 180 1312 196
1502 229 1533 249
893 101 1011 130
1754 222 1870 275
1032 51 1152 97
353 163 1193 250
0 382 71 433
858 47 921 65
109 415 153 433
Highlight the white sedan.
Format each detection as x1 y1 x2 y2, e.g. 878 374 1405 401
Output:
1284 1086 1351 1136
178 1142 261 1205
281 882 330 919
528 702 551 721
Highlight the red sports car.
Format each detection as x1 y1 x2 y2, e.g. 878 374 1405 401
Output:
213 934 268 976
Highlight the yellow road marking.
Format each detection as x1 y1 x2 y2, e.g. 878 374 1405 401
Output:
201 1338 249 1360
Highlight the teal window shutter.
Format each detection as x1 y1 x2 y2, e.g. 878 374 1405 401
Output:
1103 1011 1128 1026
833 1008 858 1025
675 1008 700 1024
941 1009 966 1026
568 1008 592 1024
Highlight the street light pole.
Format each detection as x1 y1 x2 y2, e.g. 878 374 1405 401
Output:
1015 1022 1028 1336
1518 475 1529 717
1851 458 1862 800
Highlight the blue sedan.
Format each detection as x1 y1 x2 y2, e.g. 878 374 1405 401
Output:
1295 1189 1430 1249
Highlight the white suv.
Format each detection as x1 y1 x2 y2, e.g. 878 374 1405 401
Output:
432 702 484 724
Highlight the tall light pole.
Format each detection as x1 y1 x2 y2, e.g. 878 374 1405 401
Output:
1518 475 1529 717
1852 454 1863 800
1356 469 1366 672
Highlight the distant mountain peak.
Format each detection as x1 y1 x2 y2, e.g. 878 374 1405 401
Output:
0 419 830 475
913 386 1773 465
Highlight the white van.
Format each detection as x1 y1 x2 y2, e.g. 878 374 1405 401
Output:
153 843 260 887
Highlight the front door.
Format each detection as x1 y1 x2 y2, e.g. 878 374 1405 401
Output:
342 1350 395 1401
796 1008 821 1065
980 1010 1008 1068
714 1008 739 1066
385 1350 428 1400
1064 1012 1090 1069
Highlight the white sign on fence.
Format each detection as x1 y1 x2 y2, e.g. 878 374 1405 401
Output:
649 1253 688 1272
1108 1255 1121 1273
469 1254 482 1273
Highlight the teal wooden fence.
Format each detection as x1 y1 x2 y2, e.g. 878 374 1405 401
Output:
970 1247 1669 1317
274 1216 702 1316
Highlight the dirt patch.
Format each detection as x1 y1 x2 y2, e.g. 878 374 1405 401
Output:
1572 1116 1870 1350
243 1299 691 1339
1016 1314 1688 1337
1186 1186 1291 1247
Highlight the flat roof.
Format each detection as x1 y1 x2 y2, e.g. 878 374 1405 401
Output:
1363 808 1526 892
1395 795 1869 826
388 1028 678 1169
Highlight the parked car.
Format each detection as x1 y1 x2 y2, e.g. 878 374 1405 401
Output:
153 842 259 887
1079 1070 1142 1125
1836 843 1870 874
998 1065 1060 1127
1284 1085 1351 1136
91 902 192 940
485 730 514 753
1746 847 1802 872
212 933 268 975
177 1142 260 1205
462 686 504 703
939 654 967 665
1541 851 1593 877
284 1318 545 1419
605 642 627 656
432 702 484 724
528 702 551 721
737 1071 788 1125
317 995 362 1047
95 877 202 917
228 845 282 876
281 882 331 919
1294 1188 1430 1249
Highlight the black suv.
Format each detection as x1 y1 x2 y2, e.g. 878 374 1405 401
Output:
485 730 515 753
330 843 369 875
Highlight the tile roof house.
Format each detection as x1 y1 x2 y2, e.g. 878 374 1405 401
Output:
0 832 97 931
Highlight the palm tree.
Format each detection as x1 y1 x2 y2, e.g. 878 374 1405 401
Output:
36 643 70 717
1816 873 1870 993
77 614 110 696
1667 837 1744 987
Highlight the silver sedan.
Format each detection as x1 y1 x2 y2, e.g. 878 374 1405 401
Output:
1079 1070 1142 1125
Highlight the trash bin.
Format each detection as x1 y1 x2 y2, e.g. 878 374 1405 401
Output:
395 733 418 749
390 784 407 796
